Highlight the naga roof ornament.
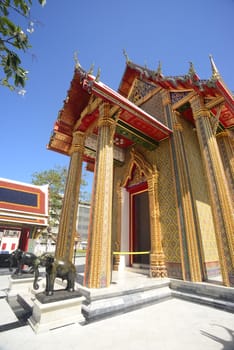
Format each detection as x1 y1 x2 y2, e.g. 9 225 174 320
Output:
188 62 197 78
73 51 81 69
95 67 101 82
155 61 163 77
87 63 94 75
209 54 221 81
123 49 131 64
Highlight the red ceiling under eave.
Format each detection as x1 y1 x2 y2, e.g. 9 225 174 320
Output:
77 113 97 133
119 108 170 140
118 65 137 97
220 105 234 128
59 74 92 127
54 120 73 136
181 108 195 125
181 104 234 128
216 81 234 114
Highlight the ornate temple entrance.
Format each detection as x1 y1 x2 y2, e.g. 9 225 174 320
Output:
117 149 167 279
130 185 150 267
48 57 234 288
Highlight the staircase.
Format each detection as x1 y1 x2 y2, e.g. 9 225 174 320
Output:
80 272 171 322
170 279 234 313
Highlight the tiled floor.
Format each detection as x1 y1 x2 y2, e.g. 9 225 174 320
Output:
1 268 234 349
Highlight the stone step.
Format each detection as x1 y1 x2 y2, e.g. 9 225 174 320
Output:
170 279 234 312
17 293 34 312
0 298 21 331
80 280 171 322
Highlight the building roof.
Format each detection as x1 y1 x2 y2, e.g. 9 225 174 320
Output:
118 56 234 129
47 64 173 158
48 56 233 166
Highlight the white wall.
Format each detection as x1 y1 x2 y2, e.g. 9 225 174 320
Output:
119 187 130 270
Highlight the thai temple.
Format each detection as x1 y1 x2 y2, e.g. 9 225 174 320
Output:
48 54 234 289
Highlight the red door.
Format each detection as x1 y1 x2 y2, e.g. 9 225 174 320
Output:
129 182 150 266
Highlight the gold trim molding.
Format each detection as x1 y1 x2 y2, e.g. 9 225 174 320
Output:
121 148 167 277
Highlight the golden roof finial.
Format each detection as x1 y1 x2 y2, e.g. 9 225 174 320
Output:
209 54 220 80
123 49 130 63
188 61 196 76
73 51 81 69
95 67 101 82
156 61 162 75
88 63 94 75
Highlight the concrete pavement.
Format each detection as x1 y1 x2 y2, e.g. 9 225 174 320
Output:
0 272 234 350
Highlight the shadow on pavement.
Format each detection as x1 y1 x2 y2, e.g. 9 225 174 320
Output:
201 325 234 350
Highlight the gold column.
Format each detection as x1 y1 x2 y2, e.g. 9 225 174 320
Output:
162 91 202 282
113 181 122 271
55 131 85 262
85 102 115 288
173 111 203 282
190 96 234 287
216 130 234 200
148 171 167 277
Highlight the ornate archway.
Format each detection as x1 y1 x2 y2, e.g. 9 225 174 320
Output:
115 149 167 277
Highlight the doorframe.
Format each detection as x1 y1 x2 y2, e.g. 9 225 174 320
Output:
128 182 149 266
118 148 167 277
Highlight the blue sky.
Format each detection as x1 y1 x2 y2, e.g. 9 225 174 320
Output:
1 0 233 194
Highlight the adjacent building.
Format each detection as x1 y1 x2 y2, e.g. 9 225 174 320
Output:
0 178 49 265
77 201 90 246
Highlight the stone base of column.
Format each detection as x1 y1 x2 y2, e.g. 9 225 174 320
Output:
113 255 120 271
228 274 234 288
150 253 168 278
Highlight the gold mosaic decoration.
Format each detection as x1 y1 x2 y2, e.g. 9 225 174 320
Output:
181 117 219 262
128 78 157 103
154 141 181 263
141 91 166 125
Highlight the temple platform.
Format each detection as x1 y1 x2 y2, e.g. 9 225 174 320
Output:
78 269 234 322
80 270 171 322
1 268 234 334
0 298 19 331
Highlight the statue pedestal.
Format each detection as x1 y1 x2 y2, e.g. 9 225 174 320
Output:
7 274 44 298
28 291 85 333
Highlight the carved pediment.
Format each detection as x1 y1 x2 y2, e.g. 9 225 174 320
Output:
122 149 156 188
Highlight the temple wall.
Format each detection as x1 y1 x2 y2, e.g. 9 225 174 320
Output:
141 91 167 125
141 93 182 278
111 91 228 280
152 140 183 278
217 131 234 203
180 117 220 277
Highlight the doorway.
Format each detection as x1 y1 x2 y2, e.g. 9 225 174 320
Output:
130 186 150 266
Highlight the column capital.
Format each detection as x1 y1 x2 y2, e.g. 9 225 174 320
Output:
190 95 210 120
69 131 85 155
98 102 115 128
216 130 230 139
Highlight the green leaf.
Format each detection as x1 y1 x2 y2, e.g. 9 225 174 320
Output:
0 17 17 35
39 0 46 6
0 0 46 91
